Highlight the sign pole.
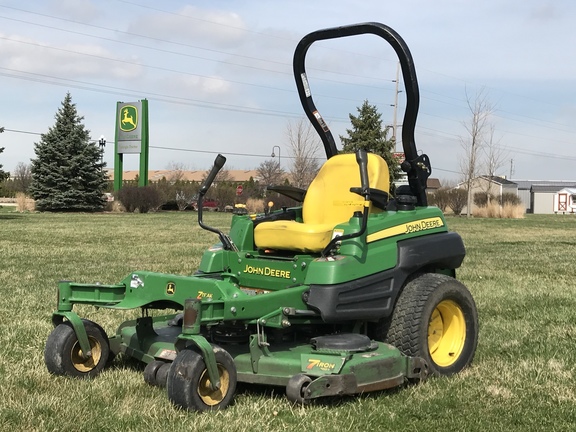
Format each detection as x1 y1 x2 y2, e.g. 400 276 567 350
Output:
114 103 123 191
138 99 149 187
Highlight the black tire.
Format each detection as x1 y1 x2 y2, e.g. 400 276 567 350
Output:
286 374 312 405
167 345 237 412
45 319 110 378
155 362 171 388
384 273 478 376
143 360 165 386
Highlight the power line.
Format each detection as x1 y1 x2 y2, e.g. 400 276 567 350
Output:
0 7 397 88
4 7 575 138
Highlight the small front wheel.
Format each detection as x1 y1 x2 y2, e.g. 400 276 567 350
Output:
44 319 110 378
167 345 237 412
286 374 312 405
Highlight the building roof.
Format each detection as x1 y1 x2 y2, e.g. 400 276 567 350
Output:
106 169 260 182
426 178 441 189
480 175 517 186
531 184 576 193
514 180 576 191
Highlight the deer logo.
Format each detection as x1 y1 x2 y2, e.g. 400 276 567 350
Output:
120 105 138 132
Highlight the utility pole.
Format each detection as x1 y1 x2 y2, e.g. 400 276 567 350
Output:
509 159 514 179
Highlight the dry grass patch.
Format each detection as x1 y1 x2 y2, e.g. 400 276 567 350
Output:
246 198 264 213
474 202 524 218
15 192 35 212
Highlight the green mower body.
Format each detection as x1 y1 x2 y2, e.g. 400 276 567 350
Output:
45 22 478 411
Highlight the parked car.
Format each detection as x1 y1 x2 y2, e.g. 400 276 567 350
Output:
190 198 219 211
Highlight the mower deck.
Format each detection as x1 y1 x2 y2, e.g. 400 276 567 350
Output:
112 314 427 400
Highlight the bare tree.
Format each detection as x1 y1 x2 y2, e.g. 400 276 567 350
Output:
483 125 506 178
202 166 234 210
257 160 285 186
477 125 508 205
166 161 188 183
286 118 322 189
459 88 495 217
12 162 32 193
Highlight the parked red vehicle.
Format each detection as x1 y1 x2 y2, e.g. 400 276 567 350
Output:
191 198 218 211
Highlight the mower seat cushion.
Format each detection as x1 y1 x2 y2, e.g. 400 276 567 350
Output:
254 220 334 253
254 153 389 253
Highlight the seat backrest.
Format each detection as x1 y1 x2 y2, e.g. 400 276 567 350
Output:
303 153 389 225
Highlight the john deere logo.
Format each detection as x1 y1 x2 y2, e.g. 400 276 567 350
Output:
120 105 138 132
166 282 175 296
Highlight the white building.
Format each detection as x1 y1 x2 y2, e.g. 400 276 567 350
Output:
553 188 576 214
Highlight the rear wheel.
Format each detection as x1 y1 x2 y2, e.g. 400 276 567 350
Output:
383 273 478 376
167 345 236 412
44 319 110 378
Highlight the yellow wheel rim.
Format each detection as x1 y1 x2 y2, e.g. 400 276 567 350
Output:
71 336 102 373
428 300 466 367
197 365 230 406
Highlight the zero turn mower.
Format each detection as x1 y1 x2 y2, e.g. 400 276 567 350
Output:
45 22 478 412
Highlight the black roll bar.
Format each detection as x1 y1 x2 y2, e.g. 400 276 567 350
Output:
293 22 430 206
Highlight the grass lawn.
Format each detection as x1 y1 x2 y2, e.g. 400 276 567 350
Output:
1 210 576 431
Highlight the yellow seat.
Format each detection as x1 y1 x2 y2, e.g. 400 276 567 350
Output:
254 153 389 253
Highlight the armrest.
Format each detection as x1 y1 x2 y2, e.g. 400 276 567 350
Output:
350 187 389 210
266 185 307 202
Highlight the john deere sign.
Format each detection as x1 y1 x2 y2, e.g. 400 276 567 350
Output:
120 105 138 130
117 103 142 154
114 100 149 190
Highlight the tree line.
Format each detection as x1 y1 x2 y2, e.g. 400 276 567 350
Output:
0 94 401 213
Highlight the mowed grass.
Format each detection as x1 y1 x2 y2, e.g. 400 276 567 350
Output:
1 211 576 431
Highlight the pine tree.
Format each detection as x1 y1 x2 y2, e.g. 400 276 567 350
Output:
29 93 107 211
0 146 9 183
0 126 8 183
340 100 401 187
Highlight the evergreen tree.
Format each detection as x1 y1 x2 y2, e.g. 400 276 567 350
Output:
0 126 8 183
340 100 401 187
30 93 107 211
0 146 9 183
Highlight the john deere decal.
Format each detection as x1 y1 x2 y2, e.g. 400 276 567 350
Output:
166 282 175 295
120 105 138 132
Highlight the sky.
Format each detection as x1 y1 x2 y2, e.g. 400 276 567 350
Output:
1 0 576 183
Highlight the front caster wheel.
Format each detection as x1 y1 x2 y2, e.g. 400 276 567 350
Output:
286 374 312 405
44 319 110 378
143 360 171 387
167 345 237 412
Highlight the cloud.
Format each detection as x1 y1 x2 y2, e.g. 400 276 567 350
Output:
47 0 102 23
127 5 248 49
0 33 143 81
530 3 558 21
158 74 233 100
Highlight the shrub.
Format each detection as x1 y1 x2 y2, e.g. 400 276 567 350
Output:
447 188 467 216
429 188 450 212
474 192 492 207
116 186 163 213
499 192 522 206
